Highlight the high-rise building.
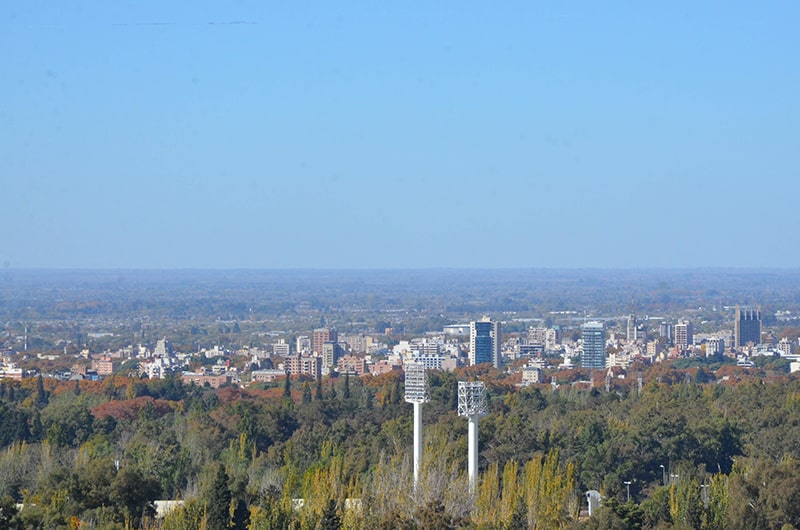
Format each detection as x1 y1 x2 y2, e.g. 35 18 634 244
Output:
154 338 171 357
581 321 606 369
627 315 637 342
545 327 561 351
735 306 761 349
296 335 311 354
528 327 547 345
675 321 693 352
659 323 673 343
706 337 725 357
312 328 338 355
321 341 345 373
470 317 501 368
286 354 322 380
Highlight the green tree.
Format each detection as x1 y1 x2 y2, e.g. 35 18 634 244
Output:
207 465 232 530
320 499 341 530
109 467 160 526
0 496 23 530
415 499 455 530
283 373 291 400
35 376 48 408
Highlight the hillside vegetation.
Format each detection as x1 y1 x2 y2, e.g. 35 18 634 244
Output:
1 362 800 529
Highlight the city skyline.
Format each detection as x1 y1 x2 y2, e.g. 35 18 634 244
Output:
2 3 799 269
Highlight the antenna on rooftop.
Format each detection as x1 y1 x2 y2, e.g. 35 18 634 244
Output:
404 362 429 492
458 380 488 494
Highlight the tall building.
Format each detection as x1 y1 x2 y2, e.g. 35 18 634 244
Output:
627 315 637 342
675 321 693 352
296 335 311 354
154 338 171 357
528 327 547 345
470 317 501 368
286 354 322 380
545 327 561 351
312 328 337 355
321 341 345 373
706 337 725 357
659 323 673 343
735 306 761 349
581 321 606 369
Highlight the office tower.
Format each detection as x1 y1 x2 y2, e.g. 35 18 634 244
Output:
470 317 501 368
627 315 637 341
660 323 673 343
312 327 337 355
735 306 761 348
581 321 606 369
675 321 693 352
706 337 725 357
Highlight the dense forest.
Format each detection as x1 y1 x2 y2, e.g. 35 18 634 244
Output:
1 361 800 529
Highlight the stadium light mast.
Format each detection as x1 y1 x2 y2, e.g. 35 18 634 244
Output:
404 362 429 491
458 380 488 494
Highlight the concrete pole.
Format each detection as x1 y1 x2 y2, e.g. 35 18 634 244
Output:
468 415 479 494
413 401 423 491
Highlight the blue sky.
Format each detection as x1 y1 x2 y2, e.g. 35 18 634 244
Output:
2 2 798 269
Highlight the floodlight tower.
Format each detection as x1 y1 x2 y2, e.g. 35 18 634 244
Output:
458 381 488 494
404 362 429 490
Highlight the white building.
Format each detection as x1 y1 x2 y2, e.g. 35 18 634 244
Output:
273 339 290 357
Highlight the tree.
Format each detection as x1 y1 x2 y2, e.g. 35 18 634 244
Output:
415 499 455 530
0 496 22 530
508 495 527 530
206 465 232 530
320 499 341 530
580 506 628 530
109 467 160 526
283 373 291 400
161 498 206 530
35 376 48 408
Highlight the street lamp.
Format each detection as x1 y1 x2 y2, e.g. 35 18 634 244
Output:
670 473 679 485
700 483 709 508
624 481 632 503
660 464 666 486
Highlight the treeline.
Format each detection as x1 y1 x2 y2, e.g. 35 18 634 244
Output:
2 365 800 528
